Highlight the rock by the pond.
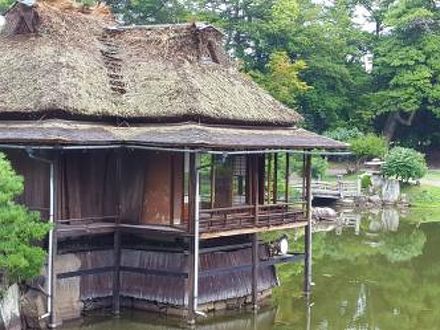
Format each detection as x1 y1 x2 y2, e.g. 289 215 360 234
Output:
368 195 382 206
0 284 21 330
355 195 370 208
382 179 400 204
20 282 47 330
313 207 337 221
371 175 385 193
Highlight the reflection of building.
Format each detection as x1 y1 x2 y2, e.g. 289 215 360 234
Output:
0 0 346 327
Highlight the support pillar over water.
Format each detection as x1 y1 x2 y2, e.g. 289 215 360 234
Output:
48 154 61 328
304 153 313 294
187 152 200 324
252 233 259 310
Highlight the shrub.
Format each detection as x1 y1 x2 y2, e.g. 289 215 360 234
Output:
348 134 388 172
382 147 428 182
349 134 388 160
324 127 363 142
360 174 372 189
0 153 50 284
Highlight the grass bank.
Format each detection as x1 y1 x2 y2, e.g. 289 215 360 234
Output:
401 183 440 223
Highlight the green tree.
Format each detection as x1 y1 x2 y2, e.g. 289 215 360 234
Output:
370 0 440 141
105 0 191 25
251 51 310 107
0 153 50 284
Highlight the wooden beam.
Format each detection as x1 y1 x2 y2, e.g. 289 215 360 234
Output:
199 253 304 277
304 154 313 294
200 221 308 239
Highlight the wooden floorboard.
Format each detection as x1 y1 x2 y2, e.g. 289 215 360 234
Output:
56 220 307 240
200 221 308 239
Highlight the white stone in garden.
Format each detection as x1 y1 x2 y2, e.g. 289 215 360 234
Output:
0 284 21 330
382 179 400 204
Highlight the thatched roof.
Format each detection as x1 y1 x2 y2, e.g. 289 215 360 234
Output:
0 0 302 126
0 120 347 149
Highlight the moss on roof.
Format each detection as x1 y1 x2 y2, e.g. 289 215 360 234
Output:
0 0 302 126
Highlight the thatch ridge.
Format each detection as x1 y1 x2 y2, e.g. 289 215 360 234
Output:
0 0 301 126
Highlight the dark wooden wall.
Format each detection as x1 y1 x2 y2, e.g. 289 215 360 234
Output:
4 149 184 226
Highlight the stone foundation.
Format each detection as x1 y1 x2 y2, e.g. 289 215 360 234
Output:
0 284 21 330
80 289 273 318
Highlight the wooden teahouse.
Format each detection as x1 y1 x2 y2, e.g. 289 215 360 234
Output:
0 0 346 327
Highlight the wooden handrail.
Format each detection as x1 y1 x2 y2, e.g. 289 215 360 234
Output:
200 205 254 214
57 215 119 223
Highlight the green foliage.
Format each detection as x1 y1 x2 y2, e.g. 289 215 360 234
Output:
251 51 310 107
381 230 427 263
0 0 12 12
369 0 440 141
382 147 428 182
292 154 328 179
360 174 372 189
0 153 50 284
349 134 388 160
324 127 363 142
105 0 191 25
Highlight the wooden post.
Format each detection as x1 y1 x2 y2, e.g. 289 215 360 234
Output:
337 174 344 199
285 153 290 203
251 233 259 310
267 154 272 204
49 227 58 328
252 156 259 225
48 154 60 328
304 153 313 294
112 229 121 315
210 155 216 209
302 154 306 205
186 239 196 324
273 153 278 204
113 149 122 315
187 153 199 324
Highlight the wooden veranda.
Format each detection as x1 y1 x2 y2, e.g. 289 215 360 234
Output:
4 146 315 327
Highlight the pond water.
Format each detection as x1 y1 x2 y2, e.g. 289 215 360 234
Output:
63 209 440 330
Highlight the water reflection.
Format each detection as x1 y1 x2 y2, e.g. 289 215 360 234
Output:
64 307 277 330
275 208 439 329
63 209 440 330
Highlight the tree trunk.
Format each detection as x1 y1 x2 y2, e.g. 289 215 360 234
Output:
383 112 399 141
383 111 416 141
